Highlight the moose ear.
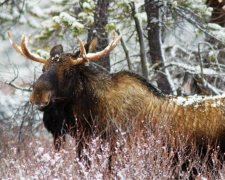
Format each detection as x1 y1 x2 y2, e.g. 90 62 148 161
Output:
50 44 64 57
86 37 97 53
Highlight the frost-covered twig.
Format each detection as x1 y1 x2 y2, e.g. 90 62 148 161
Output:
197 42 223 93
174 6 225 47
199 41 221 73
201 79 224 95
162 62 225 76
197 43 204 81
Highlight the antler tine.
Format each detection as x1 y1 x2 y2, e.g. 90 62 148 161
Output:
78 38 86 57
71 33 122 65
70 38 88 65
111 31 116 41
7 32 25 56
7 32 47 63
78 38 88 61
20 35 47 63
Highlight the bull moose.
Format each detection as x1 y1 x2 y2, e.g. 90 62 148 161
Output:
8 32 225 157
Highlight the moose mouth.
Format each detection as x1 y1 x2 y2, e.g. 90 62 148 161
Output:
36 97 67 111
31 93 68 111
30 91 53 111
36 101 52 111
38 105 49 111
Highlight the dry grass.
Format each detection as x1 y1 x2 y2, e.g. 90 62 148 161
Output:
1 122 225 180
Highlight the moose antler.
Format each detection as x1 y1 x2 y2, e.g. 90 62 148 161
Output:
7 32 47 63
71 33 122 65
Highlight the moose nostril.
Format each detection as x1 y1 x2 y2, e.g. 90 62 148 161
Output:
38 101 49 108
33 101 50 111
43 101 49 106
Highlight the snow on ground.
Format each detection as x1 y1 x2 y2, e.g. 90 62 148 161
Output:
0 125 222 179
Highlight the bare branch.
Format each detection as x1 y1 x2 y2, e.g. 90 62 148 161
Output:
5 81 32 92
4 67 32 92
116 30 132 71
201 79 224 95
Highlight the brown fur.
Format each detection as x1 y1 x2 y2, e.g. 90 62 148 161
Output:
26 40 225 154
98 72 225 149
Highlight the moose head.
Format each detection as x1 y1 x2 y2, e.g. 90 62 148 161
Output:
8 32 121 111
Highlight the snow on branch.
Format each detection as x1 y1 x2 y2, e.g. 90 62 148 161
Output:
174 5 225 46
53 12 84 30
202 79 224 95
0 0 10 6
163 61 225 77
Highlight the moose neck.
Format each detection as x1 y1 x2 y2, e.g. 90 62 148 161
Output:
73 62 111 94
71 63 111 122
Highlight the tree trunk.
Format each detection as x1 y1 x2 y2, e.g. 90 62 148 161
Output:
88 0 110 71
145 0 172 94
207 0 225 26
130 2 148 79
